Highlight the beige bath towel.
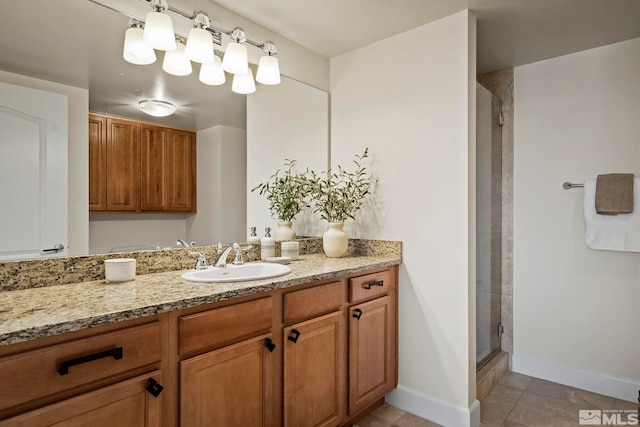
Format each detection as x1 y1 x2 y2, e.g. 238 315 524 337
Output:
595 173 634 214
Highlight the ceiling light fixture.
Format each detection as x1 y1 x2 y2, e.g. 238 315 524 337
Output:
142 0 176 51
123 19 156 65
222 27 248 75
138 99 177 117
184 12 214 64
199 53 226 86
162 37 192 76
256 41 280 85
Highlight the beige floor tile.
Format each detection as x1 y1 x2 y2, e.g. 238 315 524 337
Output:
372 404 406 423
498 372 531 391
392 412 442 427
480 384 523 425
353 414 393 427
506 391 582 426
615 398 639 410
525 378 615 410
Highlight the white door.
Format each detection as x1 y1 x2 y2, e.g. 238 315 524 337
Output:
0 81 68 260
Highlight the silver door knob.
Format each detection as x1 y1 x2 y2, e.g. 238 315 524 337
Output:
42 243 64 253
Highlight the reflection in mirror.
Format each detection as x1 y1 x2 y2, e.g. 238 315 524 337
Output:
0 0 329 261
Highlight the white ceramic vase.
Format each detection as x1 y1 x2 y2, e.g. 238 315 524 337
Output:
323 221 348 258
274 221 296 241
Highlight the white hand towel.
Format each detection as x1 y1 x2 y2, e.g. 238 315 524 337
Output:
584 177 640 252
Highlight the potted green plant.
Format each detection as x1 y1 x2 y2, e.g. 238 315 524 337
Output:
251 159 308 241
306 148 376 257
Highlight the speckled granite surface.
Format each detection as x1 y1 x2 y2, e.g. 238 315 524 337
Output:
0 238 401 292
0 250 401 347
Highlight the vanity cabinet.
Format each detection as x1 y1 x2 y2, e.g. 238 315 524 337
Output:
0 265 398 427
89 113 196 214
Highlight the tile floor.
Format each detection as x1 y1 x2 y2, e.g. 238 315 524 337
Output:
354 372 638 427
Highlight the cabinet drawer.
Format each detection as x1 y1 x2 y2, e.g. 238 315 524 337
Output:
349 270 392 303
284 281 345 324
0 322 161 412
180 297 272 355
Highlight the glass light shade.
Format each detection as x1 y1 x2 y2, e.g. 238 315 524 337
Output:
123 27 156 65
232 69 256 94
199 56 226 85
256 55 281 85
138 100 177 117
143 11 176 51
162 42 192 76
184 27 214 64
221 42 248 75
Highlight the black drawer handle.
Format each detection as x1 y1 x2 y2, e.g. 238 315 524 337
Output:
58 347 123 375
145 378 164 398
265 338 276 352
353 308 363 320
364 280 384 290
288 329 301 344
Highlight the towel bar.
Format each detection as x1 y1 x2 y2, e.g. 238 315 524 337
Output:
563 182 584 190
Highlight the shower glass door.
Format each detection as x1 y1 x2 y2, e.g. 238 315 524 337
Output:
476 83 502 368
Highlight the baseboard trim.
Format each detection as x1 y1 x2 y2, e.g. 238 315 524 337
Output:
512 353 639 403
386 386 481 427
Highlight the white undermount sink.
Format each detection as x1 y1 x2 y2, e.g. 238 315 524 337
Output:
180 262 292 283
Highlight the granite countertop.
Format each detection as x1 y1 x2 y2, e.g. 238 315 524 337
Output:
0 253 400 347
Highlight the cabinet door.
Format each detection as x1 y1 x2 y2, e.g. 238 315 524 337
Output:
0 371 163 427
348 296 393 415
284 311 344 427
164 128 195 212
140 124 167 211
106 117 140 212
181 334 275 427
88 114 107 212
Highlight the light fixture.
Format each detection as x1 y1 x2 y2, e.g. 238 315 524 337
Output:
184 12 214 64
222 27 248 75
199 53 226 85
162 37 192 76
232 68 256 94
123 19 156 65
143 0 176 51
256 41 280 85
138 100 177 117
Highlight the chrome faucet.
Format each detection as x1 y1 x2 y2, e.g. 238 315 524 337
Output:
176 238 190 248
215 245 234 268
215 243 249 267
188 251 208 270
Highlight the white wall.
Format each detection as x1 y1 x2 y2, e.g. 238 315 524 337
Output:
513 37 640 402
186 125 247 245
247 76 329 238
331 10 479 427
0 70 89 256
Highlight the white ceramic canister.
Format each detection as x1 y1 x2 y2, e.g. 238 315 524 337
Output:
104 258 136 282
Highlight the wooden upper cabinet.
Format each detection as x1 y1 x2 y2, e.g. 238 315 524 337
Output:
88 114 107 211
89 114 196 213
164 128 196 212
140 124 167 212
106 117 140 212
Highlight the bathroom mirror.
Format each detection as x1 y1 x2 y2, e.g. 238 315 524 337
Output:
0 0 329 260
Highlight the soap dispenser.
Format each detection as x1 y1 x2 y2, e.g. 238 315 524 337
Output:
247 227 260 243
261 227 275 260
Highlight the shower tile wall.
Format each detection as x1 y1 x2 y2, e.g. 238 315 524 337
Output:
478 68 514 354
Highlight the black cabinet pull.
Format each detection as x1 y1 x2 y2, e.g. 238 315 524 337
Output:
145 378 164 398
353 309 363 320
58 347 123 375
265 338 276 352
363 280 384 290
288 329 301 343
